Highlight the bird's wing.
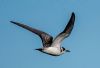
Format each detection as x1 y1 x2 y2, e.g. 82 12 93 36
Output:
10 21 53 47
52 12 75 47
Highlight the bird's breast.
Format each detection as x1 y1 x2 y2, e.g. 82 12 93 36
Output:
43 47 61 55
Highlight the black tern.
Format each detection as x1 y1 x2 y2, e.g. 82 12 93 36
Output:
10 12 75 56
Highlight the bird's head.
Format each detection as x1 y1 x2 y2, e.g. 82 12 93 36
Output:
62 47 70 52
35 48 43 52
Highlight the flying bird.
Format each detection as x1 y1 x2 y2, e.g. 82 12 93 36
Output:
10 12 75 56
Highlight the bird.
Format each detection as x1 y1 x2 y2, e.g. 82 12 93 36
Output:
10 12 75 56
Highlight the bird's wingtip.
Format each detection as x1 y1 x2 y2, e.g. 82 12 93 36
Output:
10 21 12 22
72 12 75 16
10 21 15 23
10 21 19 25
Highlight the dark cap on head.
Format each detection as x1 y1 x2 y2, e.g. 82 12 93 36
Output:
35 48 43 52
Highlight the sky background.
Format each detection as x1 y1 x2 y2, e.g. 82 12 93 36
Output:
0 0 100 68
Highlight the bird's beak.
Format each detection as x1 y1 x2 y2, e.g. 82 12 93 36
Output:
35 48 42 51
66 50 71 52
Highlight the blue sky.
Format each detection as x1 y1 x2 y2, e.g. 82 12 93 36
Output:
0 0 100 68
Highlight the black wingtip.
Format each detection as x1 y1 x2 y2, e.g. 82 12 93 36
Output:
72 12 75 14
70 12 75 23
10 21 14 23
10 21 23 27
10 21 17 24
72 12 75 17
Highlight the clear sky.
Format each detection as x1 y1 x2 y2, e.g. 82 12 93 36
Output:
0 0 100 68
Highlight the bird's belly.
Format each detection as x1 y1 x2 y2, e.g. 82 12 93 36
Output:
43 47 60 55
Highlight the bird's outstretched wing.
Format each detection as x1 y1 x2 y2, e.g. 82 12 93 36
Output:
52 12 75 47
10 21 53 47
